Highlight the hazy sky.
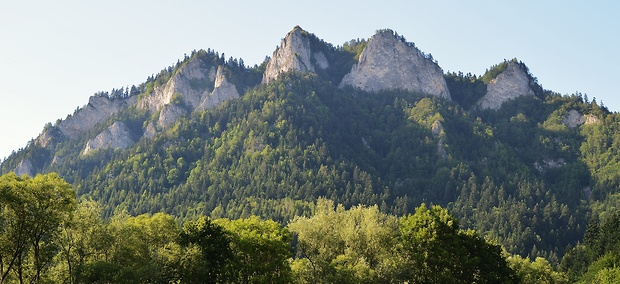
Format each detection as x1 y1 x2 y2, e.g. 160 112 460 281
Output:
1 0 618 161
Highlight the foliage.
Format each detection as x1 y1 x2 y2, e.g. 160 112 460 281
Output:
4 33 620 284
289 200 520 283
288 199 399 283
0 172 76 284
397 204 518 283
216 216 292 283
508 255 568 283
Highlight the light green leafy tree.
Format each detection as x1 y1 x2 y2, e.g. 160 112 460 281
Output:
397 203 519 283
288 198 399 283
216 216 292 283
0 172 76 284
508 255 567 284
178 216 233 284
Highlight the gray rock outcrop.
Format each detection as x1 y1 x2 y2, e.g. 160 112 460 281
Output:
82 121 134 155
431 120 448 158
138 57 216 113
196 66 240 111
477 61 535 110
57 95 136 139
14 158 35 177
158 104 187 128
339 29 450 99
563 109 585 128
35 125 63 149
262 26 328 84
143 121 157 139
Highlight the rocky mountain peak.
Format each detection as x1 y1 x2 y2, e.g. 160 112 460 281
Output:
262 26 328 84
477 61 536 110
339 29 450 99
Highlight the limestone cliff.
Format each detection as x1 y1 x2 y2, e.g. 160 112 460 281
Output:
82 121 134 155
35 125 63 149
477 61 536 110
262 26 329 84
138 57 216 113
339 29 450 99
563 109 585 128
196 66 240 111
158 103 187 128
57 95 136 139
14 158 35 177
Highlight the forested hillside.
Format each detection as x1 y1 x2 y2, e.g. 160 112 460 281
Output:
3 27 620 282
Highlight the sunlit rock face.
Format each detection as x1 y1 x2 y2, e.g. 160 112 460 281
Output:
262 26 329 84
477 61 535 110
138 56 216 113
58 95 136 139
196 66 240 111
82 121 134 155
339 29 450 99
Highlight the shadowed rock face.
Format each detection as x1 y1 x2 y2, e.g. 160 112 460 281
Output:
82 121 134 155
477 61 535 110
14 158 35 177
262 26 328 84
563 109 585 128
339 30 450 99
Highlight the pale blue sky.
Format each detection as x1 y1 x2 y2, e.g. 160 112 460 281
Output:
1 0 618 160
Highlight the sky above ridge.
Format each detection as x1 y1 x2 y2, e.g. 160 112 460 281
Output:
1 0 618 161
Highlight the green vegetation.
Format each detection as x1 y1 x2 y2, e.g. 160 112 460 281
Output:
4 173 571 283
3 33 620 283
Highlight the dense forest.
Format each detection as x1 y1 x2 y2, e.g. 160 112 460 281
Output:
0 172 577 283
3 30 620 283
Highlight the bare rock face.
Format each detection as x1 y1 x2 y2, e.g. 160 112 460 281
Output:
563 109 585 128
157 105 184 129
339 30 450 99
143 121 157 139
158 103 188 128
534 158 566 173
139 57 216 112
477 61 535 110
14 158 35 177
431 120 448 158
35 125 63 149
262 26 328 84
58 95 136 139
196 66 241 111
82 121 134 155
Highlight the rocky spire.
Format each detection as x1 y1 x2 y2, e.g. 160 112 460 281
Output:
197 65 240 111
262 26 329 84
477 61 536 110
339 29 450 99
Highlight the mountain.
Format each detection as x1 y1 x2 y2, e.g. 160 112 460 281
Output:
3 26 619 264
339 29 450 98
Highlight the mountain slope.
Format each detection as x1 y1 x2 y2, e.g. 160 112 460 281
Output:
2 27 619 262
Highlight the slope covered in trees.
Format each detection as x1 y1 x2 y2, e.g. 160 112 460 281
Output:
3 29 620 281
4 173 575 283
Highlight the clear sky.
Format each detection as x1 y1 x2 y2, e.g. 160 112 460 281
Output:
1 0 618 161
